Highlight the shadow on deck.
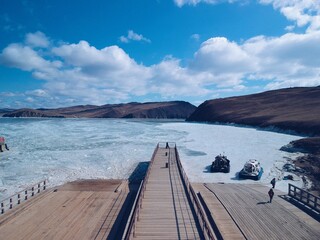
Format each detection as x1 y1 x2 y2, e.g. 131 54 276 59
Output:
107 161 149 240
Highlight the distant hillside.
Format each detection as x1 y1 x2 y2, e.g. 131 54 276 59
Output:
187 87 320 136
3 101 196 119
0 108 15 117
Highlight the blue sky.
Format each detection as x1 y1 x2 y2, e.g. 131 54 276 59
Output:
0 0 320 108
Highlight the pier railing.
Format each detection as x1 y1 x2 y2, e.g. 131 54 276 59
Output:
174 146 216 240
288 183 320 213
122 143 160 240
123 142 217 240
1 180 47 215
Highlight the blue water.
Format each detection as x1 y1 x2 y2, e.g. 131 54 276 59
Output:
0 118 302 199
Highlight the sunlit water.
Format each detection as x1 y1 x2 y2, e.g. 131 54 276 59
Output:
0 118 303 199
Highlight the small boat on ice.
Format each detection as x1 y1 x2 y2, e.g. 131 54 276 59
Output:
238 159 263 180
0 136 9 152
211 154 230 173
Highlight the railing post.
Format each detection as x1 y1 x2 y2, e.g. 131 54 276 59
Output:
32 187 34 196
9 198 12 209
1 202 4 214
299 188 302 201
288 183 291 196
38 183 41 193
18 194 20 204
25 190 28 200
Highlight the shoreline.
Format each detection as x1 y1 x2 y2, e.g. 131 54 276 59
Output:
1 118 318 200
186 120 311 138
281 137 320 196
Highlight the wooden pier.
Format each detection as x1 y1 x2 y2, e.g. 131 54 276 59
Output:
194 183 320 240
1 143 320 240
124 143 206 239
0 180 134 240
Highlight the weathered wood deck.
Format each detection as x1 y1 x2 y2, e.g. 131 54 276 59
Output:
1 143 320 240
0 180 131 240
129 145 204 239
195 182 320 240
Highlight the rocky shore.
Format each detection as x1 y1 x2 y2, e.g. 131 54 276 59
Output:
281 137 320 195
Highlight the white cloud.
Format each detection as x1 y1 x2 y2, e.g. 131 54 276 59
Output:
175 0 215 7
26 97 34 103
191 33 200 41
25 31 50 48
119 36 129 43
0 43 59 71
0 92 16 97
149 57 213 97
1 30 320 108
285 25 295 31
26 89 49 97
120 30 151 43
258 0 320 32
192 37 256 74
174 0 240 7
189 31 320 89
51 41 151 92
175 1 320 32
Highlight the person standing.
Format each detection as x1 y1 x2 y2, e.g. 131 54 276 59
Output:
268 188 274 203
271 178 276 188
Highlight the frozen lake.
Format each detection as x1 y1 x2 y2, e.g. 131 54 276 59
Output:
0 118 303 199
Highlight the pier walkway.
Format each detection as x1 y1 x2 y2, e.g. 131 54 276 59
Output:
125 143 206 239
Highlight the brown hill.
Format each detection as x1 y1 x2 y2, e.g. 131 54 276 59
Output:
3 101 196 119
187 87 320 135
0 108 15 117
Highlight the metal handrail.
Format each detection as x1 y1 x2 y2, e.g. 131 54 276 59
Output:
174 146 216 240
123 143 216 239
1 179 47 214
121 180 144 240
288 183 320 212
122 143 160 240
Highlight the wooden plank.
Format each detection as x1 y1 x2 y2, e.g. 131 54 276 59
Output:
205 183 320 240
0 180 129 240
132 147 203 240
193 183 245 240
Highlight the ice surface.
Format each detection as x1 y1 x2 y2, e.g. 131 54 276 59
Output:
0 118 305 199
159 122 304 192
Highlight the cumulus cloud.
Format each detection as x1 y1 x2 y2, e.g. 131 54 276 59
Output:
175 1 320 32
0 34 154 106
149 57 213 97
0 43 60 71
51 41 151 93
1 28 320 108
257 0 320 32
25 31 50 48
192 37 256 74
120 30 151 43
172 0 320 89
189 31 320 89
